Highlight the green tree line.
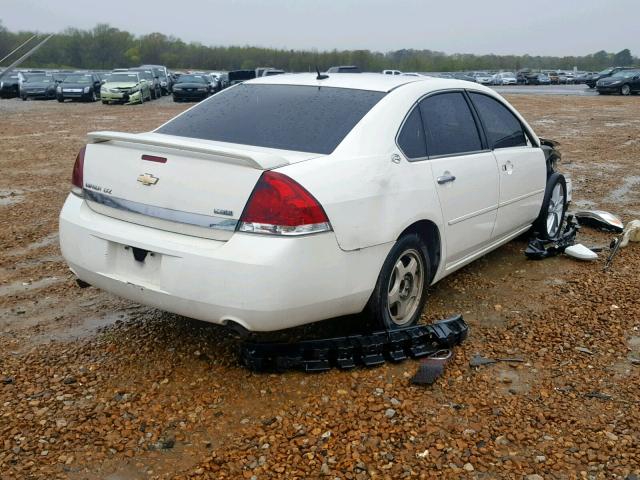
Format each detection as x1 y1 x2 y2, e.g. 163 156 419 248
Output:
1 21 637 72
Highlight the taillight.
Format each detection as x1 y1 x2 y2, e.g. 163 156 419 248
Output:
71 145 87 197
71 146 86 197
238 171 331 236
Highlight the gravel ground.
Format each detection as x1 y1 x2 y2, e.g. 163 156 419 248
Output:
0 94 639 480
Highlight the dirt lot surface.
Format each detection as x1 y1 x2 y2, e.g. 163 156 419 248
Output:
1 94 639 480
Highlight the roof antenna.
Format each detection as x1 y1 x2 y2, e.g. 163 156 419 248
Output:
316 66 329 80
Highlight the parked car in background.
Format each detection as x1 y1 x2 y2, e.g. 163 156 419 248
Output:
327 65 361 73
140 65 172 95
543 71 559 84
528 73 551 85
596 69 640 95
57 73 102 102
255 67 274 78
21 74 57 100
60 74 565 332
262 69 285 77
0 73 20 98
207 73 221 92
228 69 257 86
573 71 596 84
586 67 635 89
492 72 517 85
516 71 531 84
218 73 229 90
100 71 151 105
451 72 476 82
131 69 162 99
383 70 402 75
472 72 493 85
172 74 210 102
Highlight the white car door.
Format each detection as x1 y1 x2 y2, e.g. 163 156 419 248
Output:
417 91 500 267
468 92 547 239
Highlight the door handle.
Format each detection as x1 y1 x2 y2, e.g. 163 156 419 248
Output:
437 174 456 185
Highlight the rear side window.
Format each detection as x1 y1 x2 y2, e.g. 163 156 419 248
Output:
397 106 427 159
469 93 527 149
157 84 385 154
419 92 482 157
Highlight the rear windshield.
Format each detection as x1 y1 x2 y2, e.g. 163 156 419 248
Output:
157 84 386 154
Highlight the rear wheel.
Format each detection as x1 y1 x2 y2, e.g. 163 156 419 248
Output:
366 234 430 330
532 173 567 240
621 84 631 96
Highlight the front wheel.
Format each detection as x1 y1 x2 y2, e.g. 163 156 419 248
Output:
366 234 430 330
621 84 631 96
532 173 567 240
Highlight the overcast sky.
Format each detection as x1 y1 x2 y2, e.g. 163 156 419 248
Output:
2 0 638 56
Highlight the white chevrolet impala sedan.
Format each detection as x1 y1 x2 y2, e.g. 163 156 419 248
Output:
59 73 567 332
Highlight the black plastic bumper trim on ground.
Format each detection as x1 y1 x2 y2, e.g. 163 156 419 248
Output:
240 314 468 372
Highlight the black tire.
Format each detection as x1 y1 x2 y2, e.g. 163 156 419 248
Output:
366 233 431 330
57 97 64 103
102 100 108 105
620 84 631 96
21 96 27 101
532 173 567 240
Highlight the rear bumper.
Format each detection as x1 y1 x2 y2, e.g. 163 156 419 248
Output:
59 194 390 331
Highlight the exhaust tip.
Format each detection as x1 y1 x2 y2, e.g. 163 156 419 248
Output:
224 320 251 339
75 278 91 289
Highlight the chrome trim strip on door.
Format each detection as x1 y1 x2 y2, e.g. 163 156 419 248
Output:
498 188 545 208
448 204 498 226
84 189 238 231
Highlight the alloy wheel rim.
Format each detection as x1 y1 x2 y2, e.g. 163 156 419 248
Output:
546 183 565 238
387 249 424 326
621 85 630 96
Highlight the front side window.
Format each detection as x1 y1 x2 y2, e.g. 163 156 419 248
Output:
419 92 482 157
469 93 527 149
397 106 427 159
157 84 385 154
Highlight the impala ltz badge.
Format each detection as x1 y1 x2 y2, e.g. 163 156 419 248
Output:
137 173 159 186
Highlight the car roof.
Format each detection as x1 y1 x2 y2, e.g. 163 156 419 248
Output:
247 72 481 93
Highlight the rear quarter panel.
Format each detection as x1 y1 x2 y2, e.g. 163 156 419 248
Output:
280 83 446 254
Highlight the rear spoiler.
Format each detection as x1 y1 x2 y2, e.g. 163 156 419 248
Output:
86 131 288 170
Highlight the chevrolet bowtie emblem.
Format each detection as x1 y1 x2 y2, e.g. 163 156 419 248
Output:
137 173 159 186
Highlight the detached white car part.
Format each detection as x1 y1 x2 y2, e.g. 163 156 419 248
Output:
60 74 565 332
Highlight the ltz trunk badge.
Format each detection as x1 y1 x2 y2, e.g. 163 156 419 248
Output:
137 173 159 186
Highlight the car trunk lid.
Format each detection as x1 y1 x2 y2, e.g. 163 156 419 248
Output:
82 131 321 240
